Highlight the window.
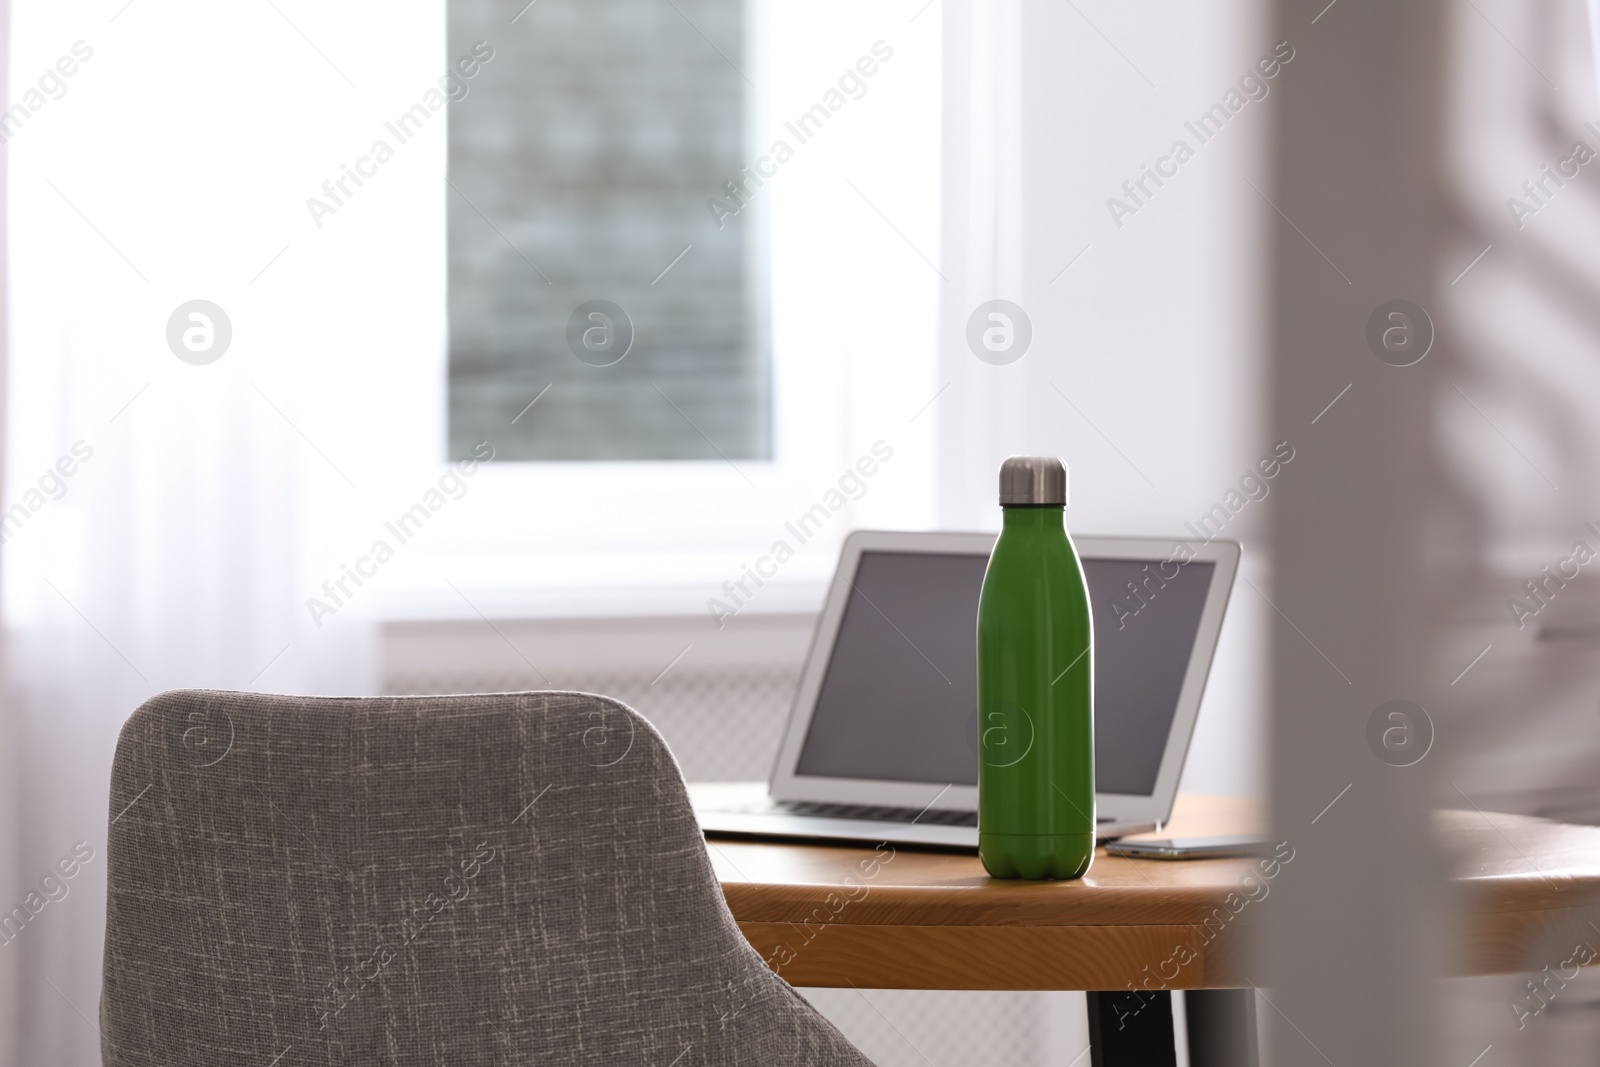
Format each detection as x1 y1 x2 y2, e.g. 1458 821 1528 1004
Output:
5 0 944 625
447 0 769 461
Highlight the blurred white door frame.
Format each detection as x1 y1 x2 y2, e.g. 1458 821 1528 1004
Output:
0 0 15 1060
1264 0 1448 1063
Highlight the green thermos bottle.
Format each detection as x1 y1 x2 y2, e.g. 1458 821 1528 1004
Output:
977 456 1095 880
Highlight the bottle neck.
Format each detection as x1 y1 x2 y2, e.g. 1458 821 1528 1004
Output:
1000 506 1065 532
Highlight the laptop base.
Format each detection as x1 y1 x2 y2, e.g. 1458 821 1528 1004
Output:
690 782 1153 851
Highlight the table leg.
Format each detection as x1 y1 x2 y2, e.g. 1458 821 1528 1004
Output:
1183 989 1258 1067
1086 989 1258 1067
1085 990 1177 1067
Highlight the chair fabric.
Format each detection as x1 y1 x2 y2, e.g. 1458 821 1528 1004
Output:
101 689 875 1066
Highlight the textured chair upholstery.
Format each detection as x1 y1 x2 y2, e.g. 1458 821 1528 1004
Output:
101 689 874 1066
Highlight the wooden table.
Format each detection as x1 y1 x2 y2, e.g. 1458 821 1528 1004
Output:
704 794 1600 1064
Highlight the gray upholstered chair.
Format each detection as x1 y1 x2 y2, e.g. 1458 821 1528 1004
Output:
101 690 874 1066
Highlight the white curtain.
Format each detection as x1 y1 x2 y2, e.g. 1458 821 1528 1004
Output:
0 5 431 1063
3 375 358 1066
2 292 392 1065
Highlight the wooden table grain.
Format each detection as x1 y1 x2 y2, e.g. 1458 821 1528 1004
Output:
703 794 1600 990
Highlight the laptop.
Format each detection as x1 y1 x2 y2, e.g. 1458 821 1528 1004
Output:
690 530 1241 848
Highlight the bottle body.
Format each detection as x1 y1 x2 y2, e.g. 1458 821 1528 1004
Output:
977 505 1095 879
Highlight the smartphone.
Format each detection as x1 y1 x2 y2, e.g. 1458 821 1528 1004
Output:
1105 834 1268 860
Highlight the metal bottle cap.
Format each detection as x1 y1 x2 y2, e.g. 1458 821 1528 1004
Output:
998 456 1068 506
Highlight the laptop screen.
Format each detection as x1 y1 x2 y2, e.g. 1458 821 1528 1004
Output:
793 550 1216 796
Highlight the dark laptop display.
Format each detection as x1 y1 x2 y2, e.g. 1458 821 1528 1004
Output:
794 551 1216 796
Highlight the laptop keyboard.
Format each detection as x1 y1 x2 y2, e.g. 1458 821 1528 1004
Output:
773 800 979 827
716 797 1114 827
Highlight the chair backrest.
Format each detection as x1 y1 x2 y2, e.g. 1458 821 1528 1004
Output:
101 689 872 1067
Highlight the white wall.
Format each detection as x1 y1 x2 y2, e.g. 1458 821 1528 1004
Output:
936 0 1271 798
